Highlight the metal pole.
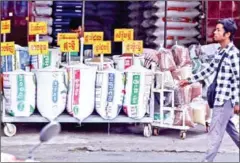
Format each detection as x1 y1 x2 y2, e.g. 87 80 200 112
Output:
80 0 85 64
164 1 168 48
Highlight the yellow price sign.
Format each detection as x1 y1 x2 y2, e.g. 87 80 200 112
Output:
59 39 79 52
0 42 15 56
84 32 104 45
93 41 111 55
114 29 134 42
29 22 47 35
123 40 143 54
57 33 78 45
1 20 11 34
28 42 49 55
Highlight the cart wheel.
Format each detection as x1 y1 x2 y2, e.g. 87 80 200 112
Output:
180 131 186 140
205 122 210 133
143 124 152 137
153 127 159 136
4 123 17 137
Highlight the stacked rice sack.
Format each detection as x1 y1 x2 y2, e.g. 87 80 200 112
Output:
52 1 82 46
127 2 146 41
142 1 202 48
33 1 54 44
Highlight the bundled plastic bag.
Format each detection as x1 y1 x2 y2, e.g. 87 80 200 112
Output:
95 68 125 120
3 70 36 117
172 45 192 67
155 70 175 89
190 98 209 125
142 48 159 69
123 65 154 119
191 82 202 100
157 48 177 72
179 85 192 104
34 69 67 121
173 105 194 127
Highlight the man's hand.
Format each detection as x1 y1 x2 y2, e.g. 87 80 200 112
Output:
234 105 239 115
179 79 190 87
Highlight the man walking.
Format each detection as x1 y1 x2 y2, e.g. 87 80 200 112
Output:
180 18 239 162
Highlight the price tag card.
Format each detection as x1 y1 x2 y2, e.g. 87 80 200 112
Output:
28 42 49 55
57 33 78 45
123 41 143 54
1 20 11 34
114 29 134 42
59 39 79 52
29 22 47 35
84 32 104 45
1 42 15 56
93 41 111 55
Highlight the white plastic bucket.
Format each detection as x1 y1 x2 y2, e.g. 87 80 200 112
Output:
3 70 36 117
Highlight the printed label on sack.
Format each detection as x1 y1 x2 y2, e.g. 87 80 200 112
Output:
42 51 52 68
124 58 132 69
73 70 80 105
130 74 140 117
17 75 25 111
95 73 103 109
106 73 115 117
52 80 59 103
131 74 140 105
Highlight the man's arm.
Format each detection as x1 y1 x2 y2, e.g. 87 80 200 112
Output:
188 59 216 83
230 52 240 106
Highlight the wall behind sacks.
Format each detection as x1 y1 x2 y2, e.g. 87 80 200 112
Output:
206 1 240 48
0 1 29 46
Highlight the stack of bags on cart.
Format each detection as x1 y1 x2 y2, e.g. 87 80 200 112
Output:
142 1 202 48
52 1 82 46
33 1 53 44
1 45 157 123
127 1 146 41
145 44 211 127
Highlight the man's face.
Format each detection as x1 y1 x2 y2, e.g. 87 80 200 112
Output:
70 26 82 38
213 23 230 42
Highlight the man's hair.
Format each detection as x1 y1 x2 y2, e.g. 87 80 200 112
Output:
69 18 82 30
218 18 238 41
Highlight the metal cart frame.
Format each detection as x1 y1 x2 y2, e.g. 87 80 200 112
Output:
151 71 191 140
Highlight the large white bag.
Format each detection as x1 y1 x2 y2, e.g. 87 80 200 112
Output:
112 55 144 71
95 68 125 120
123 65 154 119
3 70 36 117
84 57 114 70
30 48 61 70
34 69 67 121
63 64 97 122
